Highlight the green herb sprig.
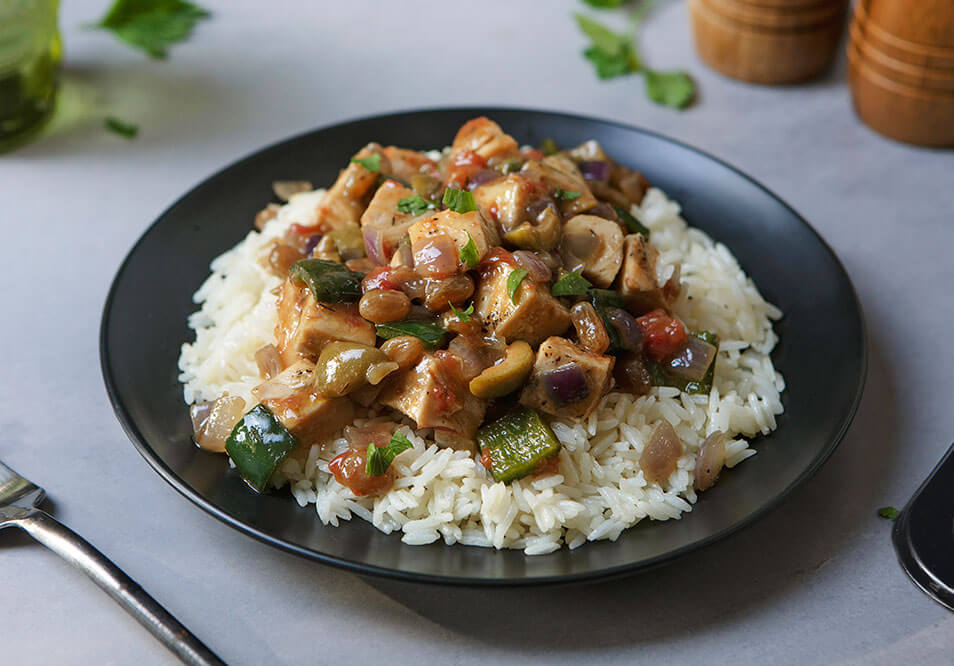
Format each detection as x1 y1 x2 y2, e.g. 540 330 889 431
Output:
507 268 529 304
551 270 593 297
574 2 695 109
366 431 414 476
460 232 480 269
104 116 139 138
442 187 478 214
94 0 210 59
351 153 382 172
397 194 437 216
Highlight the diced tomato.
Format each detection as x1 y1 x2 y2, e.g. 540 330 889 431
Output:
534 455 560 476
362 266 397 292
290 222 321 236
636 309 688 361
521 147 545 161
447 150 487 188
328 448 394 496
476 246 517 274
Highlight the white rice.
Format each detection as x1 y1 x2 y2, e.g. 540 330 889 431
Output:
178 185 785 554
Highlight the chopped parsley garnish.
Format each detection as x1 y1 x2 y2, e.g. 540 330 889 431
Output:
555 188 582 200
459 232 480 269
351 153 382 172
449 302 475 322
613 204 651 237
507 268 529 304
645 70 695 110
104 116 138 138
397 194 436 216
366 431 414 476
540 138 559 156
582 0 627 7
375 320 446 348
442 187 478 214
877 506 900 521
551 270 592 297
94 0 210 59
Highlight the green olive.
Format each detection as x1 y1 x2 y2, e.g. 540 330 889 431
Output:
503 206 561 251
469 341 535 399
314 342 389 398
328 226 365 261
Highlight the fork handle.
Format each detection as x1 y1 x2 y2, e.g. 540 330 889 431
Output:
13 510 224 666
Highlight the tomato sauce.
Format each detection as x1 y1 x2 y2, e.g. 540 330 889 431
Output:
328 448 394 496
447 150 487 188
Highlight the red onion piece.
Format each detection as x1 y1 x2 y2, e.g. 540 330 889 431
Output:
512 251 551 283
304 234 322 256
667 336 717 381
254 344 282 379
606 308 643 352
544 364 589 405
363 229 387 266
466 169 500 190
579 161 611 182
414 233 459 278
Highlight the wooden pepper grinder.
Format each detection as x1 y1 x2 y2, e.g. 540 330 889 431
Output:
688 0 849 84
848 0 954 146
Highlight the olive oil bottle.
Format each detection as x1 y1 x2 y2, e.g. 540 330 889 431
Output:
0 0 60 152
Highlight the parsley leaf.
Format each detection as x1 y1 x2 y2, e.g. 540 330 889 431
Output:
551 270 592 297
507 268 529 304
612 204 651 237
575 14 642 80
351 153 382 172
459 232 480 269
375 320 446 348
94 0 210 59
877 506 900 521
449 302 475 322
104 116 138 138
645 69 695 109
397 194 436 216
555 188 582 200
442 187 477 214
366 431 414 476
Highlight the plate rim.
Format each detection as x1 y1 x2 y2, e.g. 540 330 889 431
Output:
100 105 867 586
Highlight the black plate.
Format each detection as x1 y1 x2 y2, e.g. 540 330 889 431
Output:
101 108 866 586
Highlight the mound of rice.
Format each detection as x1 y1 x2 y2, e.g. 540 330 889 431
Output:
178 185 784 555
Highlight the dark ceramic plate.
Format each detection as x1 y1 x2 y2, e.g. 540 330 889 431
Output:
101 108 865 586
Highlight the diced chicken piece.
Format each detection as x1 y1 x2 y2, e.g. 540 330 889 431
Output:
450 117 521 167
382 146 438 182
274 280 376 366
254 360 355 445
519 336 615 419
378 352 487 449
536 156 598 216
313 143 390 232
615 233 667 315
474 260 571 346
561 214 625 288
359 179 418 263
408 209 500 273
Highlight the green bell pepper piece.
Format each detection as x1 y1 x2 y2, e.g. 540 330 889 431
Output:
289 258 363 303
225 405 300 492
476 408 562 483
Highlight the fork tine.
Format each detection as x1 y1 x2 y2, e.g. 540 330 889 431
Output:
0 458 45 511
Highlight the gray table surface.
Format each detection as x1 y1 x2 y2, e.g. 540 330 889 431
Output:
2 1 953 663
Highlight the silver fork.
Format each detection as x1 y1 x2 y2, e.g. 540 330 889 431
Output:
0 458 224 665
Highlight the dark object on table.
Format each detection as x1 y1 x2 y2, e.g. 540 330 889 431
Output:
688 0 848 84
893 443 954 612
100 107 866 586
848 0 954 147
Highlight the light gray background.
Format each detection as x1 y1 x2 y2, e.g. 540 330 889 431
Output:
2 1 953 663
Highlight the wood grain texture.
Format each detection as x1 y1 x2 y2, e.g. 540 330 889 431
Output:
689 0 847 84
